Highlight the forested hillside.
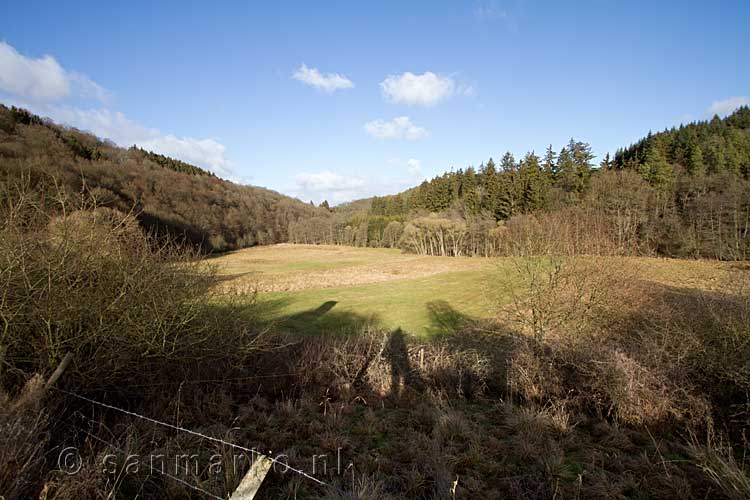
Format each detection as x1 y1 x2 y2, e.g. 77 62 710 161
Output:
4 103 749 259
0 105 323 251
290 107 750 259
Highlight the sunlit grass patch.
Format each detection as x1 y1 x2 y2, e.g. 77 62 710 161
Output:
209 245 735 337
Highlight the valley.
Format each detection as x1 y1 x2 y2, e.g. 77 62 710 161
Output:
211 244 731 336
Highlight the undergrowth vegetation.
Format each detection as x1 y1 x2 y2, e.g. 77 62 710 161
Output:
1 173 750 499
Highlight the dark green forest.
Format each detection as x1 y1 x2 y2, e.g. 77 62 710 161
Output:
0 104 324 252
290 107 750 260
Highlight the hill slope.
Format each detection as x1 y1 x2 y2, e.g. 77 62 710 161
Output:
0 105 323 251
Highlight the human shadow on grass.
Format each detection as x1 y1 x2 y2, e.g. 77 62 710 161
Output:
383 328 424 396
274 300 381 336
287 300 338 321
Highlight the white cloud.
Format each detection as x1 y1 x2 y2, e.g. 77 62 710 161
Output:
388 157 422 173
140 136 233 178
472 0 520 32
292 63 354 93
364 116 427 140
295 170 364 192
68 72 111 104
387 157 424 177
0 41 233 178
708 96 749 117
460 84 476 97
0 41 70 101
293 170 367 203
0 41 109 104
291 168 421 205
407 158 421 176
28 104 234 178
380 71 459 107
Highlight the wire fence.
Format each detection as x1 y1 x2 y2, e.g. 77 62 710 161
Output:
75 423 226 500
53 387 361 499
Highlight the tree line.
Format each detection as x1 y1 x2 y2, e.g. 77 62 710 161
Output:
292 107 750 259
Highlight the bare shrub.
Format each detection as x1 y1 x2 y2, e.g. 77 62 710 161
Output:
505 338 565 402
0 182 271 393
501 252 717 428
628 269 750 434
504 253 629 342
499 207 621 257
566 345 709 426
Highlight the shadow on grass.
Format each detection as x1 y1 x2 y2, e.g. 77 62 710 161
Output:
257 296 480 339
265 299 380 336
384 328 424 396
424 300 476 338
211 270 257 283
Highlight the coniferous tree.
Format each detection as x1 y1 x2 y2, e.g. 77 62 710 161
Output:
688 144 705 177
556 145 577 194
542 144 557 180
518 152 549 212
705 137 726 173
569 139 595 193
497 152 519 218
643 143 674 189
481 159 500 216
463 166 481 214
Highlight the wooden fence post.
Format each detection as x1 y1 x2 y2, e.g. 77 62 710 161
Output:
229 456 273 500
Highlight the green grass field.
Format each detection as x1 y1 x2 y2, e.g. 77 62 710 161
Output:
263 268 503 335
211 244 730 337
210 244 511 336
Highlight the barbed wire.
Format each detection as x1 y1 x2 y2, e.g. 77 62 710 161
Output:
54 387 328 487
119 371 299 389
75 423 227 500
55 387 366 500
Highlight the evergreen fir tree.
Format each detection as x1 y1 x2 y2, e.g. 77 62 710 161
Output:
542 144 557 180
568 139 594 192
688 144 705 177
555 146 577 193
497 152 519 218
463 167 481 214
481 159 502 217
643 143 674 188
518 152 549 212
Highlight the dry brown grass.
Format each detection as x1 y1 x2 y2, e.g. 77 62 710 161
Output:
689 433 750 500
210 244 489 293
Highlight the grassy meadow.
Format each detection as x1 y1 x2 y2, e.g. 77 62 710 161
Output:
209 244 502 335
209 244 730 336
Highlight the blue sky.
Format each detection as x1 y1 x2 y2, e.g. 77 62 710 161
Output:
1 0 748 203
